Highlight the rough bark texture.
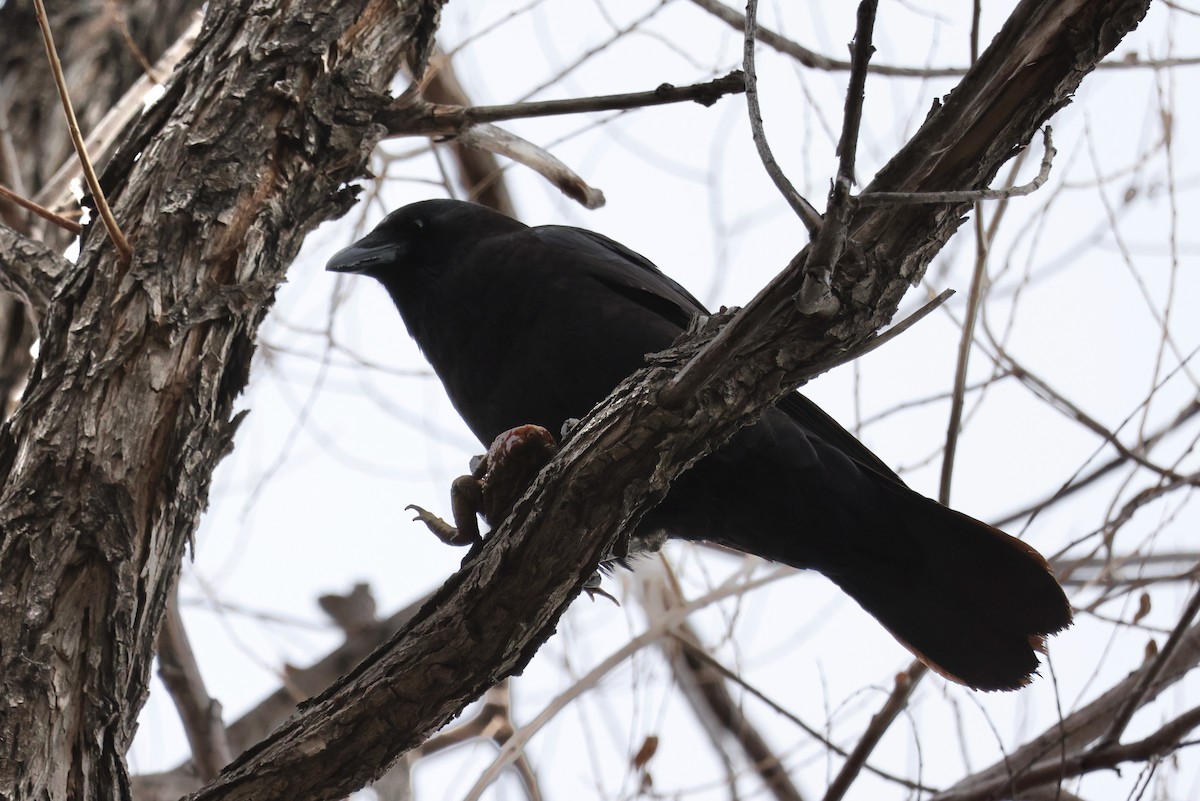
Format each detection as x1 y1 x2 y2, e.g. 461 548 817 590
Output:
0 0 206 410
0 0 1152 800
0 1 439 798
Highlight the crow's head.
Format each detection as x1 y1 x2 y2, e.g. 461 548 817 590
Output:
325 199 523 282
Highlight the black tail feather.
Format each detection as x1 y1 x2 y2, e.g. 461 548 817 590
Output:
827 483 1071 691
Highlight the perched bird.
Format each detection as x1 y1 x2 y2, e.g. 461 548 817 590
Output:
327 199 1072 691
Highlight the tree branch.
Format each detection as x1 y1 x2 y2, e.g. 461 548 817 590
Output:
156 594 232 782
379 71 747 138
933 616 1200 801
0 222 71 317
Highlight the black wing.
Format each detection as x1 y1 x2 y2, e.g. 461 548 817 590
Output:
533 226 708 330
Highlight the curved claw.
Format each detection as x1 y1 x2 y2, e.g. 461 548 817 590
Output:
584 585 621 606
583 572 620 606
406 504 478 546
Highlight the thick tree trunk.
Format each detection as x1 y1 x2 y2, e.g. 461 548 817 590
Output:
0 1 435 798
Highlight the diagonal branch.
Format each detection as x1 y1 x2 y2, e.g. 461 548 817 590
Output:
0 223 72 318
933 616 1200 801
380 71 747 138
184 3 1151 800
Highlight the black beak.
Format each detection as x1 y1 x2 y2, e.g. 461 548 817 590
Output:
325 237 403 275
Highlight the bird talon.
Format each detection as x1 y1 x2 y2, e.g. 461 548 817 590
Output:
405 504 477 546
584 585 620 606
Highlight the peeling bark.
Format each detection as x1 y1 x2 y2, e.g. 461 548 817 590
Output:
0 1 438 798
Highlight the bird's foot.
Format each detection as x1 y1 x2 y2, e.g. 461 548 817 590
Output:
405 504 480 546
583 572 620 606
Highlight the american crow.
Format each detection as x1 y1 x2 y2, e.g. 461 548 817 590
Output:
327 199 1072 691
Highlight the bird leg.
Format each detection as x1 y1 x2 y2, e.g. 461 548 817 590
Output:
583 572 620 605
406 475 484 546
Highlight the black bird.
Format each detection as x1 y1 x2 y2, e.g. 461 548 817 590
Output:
327 199 1072 691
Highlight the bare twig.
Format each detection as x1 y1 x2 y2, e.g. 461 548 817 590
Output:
937 133 1049 505
934 705 1200 801
459 568 793 801
421 50 516 216
1100 585 1200 747
821 663 926 801
742 0 822 234
381 71 747 138
663 0 885 408
661 631 935 793
456 124 605 209
832 1 876 196
100 0 161 81
856 128 1057 206
803 0 879 307
939 217 988 505
689 0 1198 76
809 288 955 375
996 400 1200 530
1004 356 1186 483
32 13 202 211
31 0 131 261
690 0 966 77
417 682 543 801
0 183 82 235
638 566 809 801
935 618 1200 801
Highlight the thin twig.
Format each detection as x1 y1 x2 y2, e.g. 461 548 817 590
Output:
803 0 879 302
639 568 809 801
33 13 202 210
664 631 935 793
1100 585 1200 747
833 1 876 196
689 0 1200 77
691 0 964 77
662 0 886 408
856 128 1057 206
32 0 131 261
0 183 82 234
742 0 822 234
808 289 955 375
821 663 927 801
418 682 543 801
460 568 793 801
934 705 1200 801
939 214 988 504
1004 357 1186 483
381 71 747 138
456 124 605 209
996 386 1200 529
100 0 161 81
